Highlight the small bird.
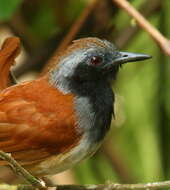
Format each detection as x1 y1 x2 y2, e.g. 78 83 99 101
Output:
0 37 151 177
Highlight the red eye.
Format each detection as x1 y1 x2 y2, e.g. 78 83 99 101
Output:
90 56 103 65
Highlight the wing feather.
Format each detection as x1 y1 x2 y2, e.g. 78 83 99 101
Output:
0 78 81 166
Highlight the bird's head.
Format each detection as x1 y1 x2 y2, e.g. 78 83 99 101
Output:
49 37 151 94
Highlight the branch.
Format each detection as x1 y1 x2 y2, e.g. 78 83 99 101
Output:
0 151 46 189
112 0 170 56
114 0 160 48
1 150 170 190
56 182 170 190
2 180 170 190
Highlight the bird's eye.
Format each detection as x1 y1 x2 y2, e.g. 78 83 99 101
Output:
90 56 103 65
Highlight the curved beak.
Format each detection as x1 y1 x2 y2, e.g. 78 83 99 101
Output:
114 51 152 64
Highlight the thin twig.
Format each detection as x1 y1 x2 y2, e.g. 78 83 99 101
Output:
112 0 170 56
2 180 170 190
114 0 160 48
57 181 170 190
0 151 46 190
43 0 99 73
1 151 170 189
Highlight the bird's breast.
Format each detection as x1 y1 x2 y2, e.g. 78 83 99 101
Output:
33 92 114 176
27 131 101 176
24 79 114 176
74 88 114 143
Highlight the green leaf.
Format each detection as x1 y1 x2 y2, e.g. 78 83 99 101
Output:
0 0 22 21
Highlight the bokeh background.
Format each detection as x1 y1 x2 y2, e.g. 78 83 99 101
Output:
0 0 170 186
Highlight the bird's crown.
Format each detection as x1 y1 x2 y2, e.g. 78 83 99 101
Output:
64 37 116 53
49 37 117 68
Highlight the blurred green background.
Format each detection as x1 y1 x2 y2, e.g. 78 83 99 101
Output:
0 0 170 185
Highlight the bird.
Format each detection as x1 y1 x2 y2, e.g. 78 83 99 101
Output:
0 37 151 177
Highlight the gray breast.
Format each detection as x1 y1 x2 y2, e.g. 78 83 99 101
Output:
74 85 114 143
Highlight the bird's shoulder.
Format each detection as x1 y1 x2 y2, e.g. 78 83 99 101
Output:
0 76 76 120
0 76 81 166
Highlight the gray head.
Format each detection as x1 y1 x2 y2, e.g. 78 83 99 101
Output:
49 37 151 94
49 38 151 142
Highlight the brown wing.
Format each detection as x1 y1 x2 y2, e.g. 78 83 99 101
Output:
0 77 81 166
0 37 20 90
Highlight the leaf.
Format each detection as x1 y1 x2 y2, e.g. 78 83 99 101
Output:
0 0 22 21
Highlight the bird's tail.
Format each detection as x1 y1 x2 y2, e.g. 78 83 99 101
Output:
0 37 20 91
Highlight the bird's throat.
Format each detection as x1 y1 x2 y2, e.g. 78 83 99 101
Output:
74 83 114 143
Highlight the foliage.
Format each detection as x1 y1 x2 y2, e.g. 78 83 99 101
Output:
0 0 22 21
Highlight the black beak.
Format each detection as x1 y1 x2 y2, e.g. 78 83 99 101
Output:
114 51 152 64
